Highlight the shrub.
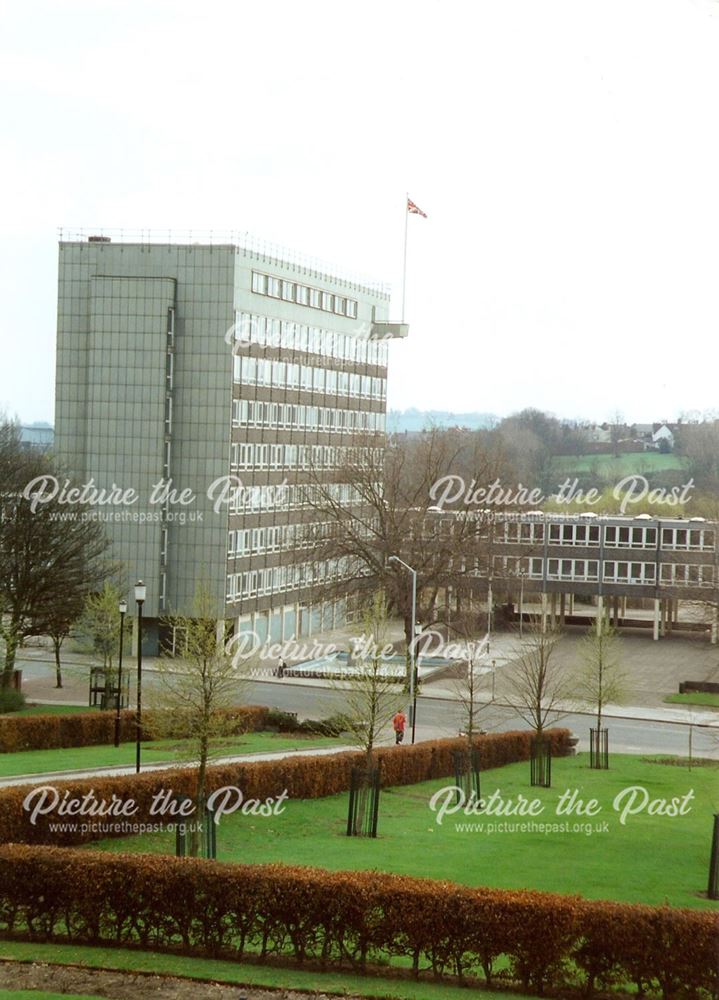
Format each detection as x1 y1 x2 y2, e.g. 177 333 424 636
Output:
0 705 270 754
0 689 26 714
0 844 715 999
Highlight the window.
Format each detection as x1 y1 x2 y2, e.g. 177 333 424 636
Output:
660 563 714 587
603 561 655 584
321 291 334 311
251 272 266 294
281 280 295 302
548 522 599 546
267 276 281 298
605 525 657 548
296 284 309 305
309 288 321 308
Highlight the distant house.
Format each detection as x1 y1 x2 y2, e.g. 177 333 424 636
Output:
652 423 676 450
587 424 612 444
19 422 54 451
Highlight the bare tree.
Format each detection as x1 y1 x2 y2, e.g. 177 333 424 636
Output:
608 410 625 459
0 422 111 688
575 617 625 734
334 592 405 767
149 586 249 845
299 427 503 658
504 621 571 738
436 609 495 748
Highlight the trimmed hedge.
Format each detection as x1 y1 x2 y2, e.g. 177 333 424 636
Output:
0 845 715 998
0 730 572 846
0 706 270 754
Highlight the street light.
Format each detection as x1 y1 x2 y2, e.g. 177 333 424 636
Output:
114 599 128 748
134 580 146 773
388 555 418 744
519 570 526 639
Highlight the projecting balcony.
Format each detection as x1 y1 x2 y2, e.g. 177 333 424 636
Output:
369 320 409 340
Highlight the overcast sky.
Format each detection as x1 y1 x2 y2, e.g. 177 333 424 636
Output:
1 0 718 426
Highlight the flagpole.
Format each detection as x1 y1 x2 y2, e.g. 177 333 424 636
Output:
401 192 409 323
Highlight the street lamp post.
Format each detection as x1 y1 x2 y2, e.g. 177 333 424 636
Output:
114 599 128 748
134 581 146 773
389 555 417 744
519 571 526 638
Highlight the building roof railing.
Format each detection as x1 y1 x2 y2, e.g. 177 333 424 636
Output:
57 227 392 300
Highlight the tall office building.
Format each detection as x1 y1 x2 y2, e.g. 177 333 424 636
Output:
55 233 403 652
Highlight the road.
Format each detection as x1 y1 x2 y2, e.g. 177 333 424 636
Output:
240 679 719 759
13 652 719 760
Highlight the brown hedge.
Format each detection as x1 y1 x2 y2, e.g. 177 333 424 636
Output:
0 705 270 754
0 729 572 846
0 845 715 998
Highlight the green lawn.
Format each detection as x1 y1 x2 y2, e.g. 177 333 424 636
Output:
91 753 719 910
664 692 719 709
0 732 346 778
5 704 93 716
554 452 686 476
0 940 535 1000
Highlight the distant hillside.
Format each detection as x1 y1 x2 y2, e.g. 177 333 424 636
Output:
387 409 497 433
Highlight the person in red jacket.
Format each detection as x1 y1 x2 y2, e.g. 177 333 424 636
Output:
392 710 407 745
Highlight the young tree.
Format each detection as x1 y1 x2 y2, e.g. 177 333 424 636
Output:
149 587 249 850
46 600 83 689
336 592 405 768
575 617 625 736
77 581 131 682
504 620 571 784
436 608 495 749
505 621 569 736
332 592 405 837
579 616 626 771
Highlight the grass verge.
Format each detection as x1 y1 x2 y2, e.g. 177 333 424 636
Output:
0 940 534 1000
664 693 719 709
0 732 345 778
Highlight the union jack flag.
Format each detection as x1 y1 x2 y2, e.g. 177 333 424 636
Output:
407 197 427 218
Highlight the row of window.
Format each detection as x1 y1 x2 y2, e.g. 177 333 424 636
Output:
233 355 386 400
251 271 359 319
494 557 715 587
228 518 377 559
231 399 386 435
501 522 714 551
226 554 368 602
231 311 388 366
230 442 382 472
227 481 370 515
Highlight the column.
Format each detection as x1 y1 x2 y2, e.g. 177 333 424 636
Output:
712 605 719 645
653 598 660 641
596 595 604 636
560 593 566 627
